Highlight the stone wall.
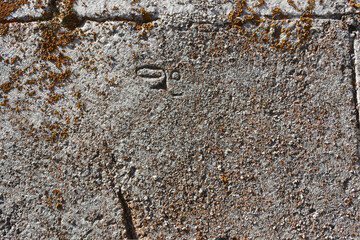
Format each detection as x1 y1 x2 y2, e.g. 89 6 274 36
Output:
1 1 360 239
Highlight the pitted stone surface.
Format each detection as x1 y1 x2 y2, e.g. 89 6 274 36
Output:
72 0 360 22
73 0 233 22
0 0 53 21
234 0 360 17
1 0 360 239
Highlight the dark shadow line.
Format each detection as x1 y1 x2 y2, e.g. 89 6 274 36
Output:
116 188 138 240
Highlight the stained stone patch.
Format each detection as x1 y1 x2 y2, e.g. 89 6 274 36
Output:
1 0 360 239
0 0 54 22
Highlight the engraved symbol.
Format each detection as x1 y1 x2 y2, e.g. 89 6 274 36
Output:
170 70 181 81
136 66 167 90
136 65 183 96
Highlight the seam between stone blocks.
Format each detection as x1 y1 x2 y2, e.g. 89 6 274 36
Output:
349 29 360 128
1 9 359 25
350 29 360 163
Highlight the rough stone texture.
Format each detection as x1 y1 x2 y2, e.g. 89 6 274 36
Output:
1 0 360 239
0 0 54 22
73 0 233 22
72 0 360 21
234 0 360 17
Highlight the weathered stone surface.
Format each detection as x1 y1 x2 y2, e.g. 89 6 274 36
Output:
1 0 360 239
72 0 360 22
236 0 360 17
0 0 53 21
73 0 233 22
0 22 128 239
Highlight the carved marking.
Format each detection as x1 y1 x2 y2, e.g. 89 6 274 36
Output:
136 66 166 90
137 67 164 79
170 70 181 81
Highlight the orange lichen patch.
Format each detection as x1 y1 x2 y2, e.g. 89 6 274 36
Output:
138 7 152 23
228 0 314 51
0 0 29 20
297 0 314 44
9 67 25 83
10 55 20 64
38 69 71 90
34 0 46 9
39 120 69 142
132 7 153 35
61 0 82 30
24 78 37 85
0 81 14 93
27 90 36 96
271 7 287 20
228 0 261 27
220 176 229 184
61 0 77 12
253 0 265 7
45 189 64 210
47 92 63 104
51 189 62 194
33 0 79 68
0 97 9 107
36 22 75 68
0 23 9 35
349 0 360 10
75 101 85 111
287 0 301 11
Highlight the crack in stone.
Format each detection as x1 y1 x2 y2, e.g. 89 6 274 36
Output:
2 5 360 25
0 15 159 26
115 187 138 240
81 15 159 24
105 153 138 240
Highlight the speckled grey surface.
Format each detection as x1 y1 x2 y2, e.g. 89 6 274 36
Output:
1 0 360 239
